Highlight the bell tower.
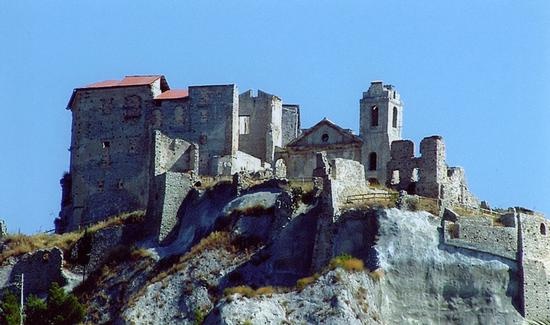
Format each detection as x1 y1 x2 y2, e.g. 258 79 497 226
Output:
360 80 404 185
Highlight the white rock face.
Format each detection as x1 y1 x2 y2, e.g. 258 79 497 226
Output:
209 269 382 325
375 209 523 325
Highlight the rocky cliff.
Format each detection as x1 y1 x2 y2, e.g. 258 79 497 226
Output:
0 179 527 324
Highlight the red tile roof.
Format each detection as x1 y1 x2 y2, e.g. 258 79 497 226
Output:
155 89 189 100
83 75 163 89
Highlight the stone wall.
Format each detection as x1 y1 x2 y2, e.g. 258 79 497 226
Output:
188 85 239 175
210 151 264 176
238 90 283 164
360 81 403 185
152 130 198 176
281 104 300 146
64 84 159 231
8 248 66 297
148 172 194 243
387 136 479 207
518 212 550 319
442 218 518 260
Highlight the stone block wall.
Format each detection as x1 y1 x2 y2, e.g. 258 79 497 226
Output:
152 130 198 176
443 219 518 260
10 248 66 297
387 135 478 207
360 81 403 185
65 84 159 231
238 90 283 164
188 85 239 175
210 151 264 176
148 172 194 243
518 212 550 319
281 104 300 146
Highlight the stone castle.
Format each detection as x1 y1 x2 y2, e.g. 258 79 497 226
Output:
56 76 477 232
55 75 550 319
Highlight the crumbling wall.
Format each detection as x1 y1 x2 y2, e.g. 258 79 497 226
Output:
9 248 66 297
387 135 478 207
152 130 198 176
238 90 283 164
188 85 239 175
281 104 300 146
210 151 264 176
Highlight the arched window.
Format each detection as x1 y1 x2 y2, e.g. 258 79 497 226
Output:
371 106 378 127
392 107 398 128
368 152 377 171
541 223 547 235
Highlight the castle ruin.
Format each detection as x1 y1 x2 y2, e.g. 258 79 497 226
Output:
57 76 477 233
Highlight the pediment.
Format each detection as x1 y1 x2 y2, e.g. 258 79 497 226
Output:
287 119 362 148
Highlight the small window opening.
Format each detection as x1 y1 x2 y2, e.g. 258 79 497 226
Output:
371 106 379 127
102 141 110 149
117 179 124 189
368 152 377 171
411 168 419 182
239 116 250 135
391 170 400 185
321 133 329 142
392 107 398 128
98 180 104 192
541 223 546 235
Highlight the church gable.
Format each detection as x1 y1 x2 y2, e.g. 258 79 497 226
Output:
287 119 362 148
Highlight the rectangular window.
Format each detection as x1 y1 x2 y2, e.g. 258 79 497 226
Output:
239 115 250 135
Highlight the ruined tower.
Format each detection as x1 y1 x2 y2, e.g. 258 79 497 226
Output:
360 81 403 185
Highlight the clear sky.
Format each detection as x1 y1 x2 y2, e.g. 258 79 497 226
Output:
0 1 548 234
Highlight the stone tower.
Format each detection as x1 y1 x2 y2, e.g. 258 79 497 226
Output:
360 81 403 185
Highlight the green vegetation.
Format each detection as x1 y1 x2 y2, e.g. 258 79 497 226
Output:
329 254 365 272
193 307 206 325
0 283 84 325
0 290 21 325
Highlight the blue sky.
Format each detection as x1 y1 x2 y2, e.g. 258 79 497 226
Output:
0 1 548 233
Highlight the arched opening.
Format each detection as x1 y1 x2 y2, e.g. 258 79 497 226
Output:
391 170 400 185
541 223 547 235
321 133 329 143
371 106 378 127
368 152 377 171
392 107 398 128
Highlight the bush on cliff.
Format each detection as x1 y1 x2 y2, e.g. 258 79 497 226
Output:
24 282 84 325
0 290 21 325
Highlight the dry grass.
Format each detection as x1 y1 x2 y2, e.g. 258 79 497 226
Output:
150 231 236 284
296 273 320 291
0 210 145 264
224 285 257 298
329 254 365 272
368 268 384 282
224 285 278 298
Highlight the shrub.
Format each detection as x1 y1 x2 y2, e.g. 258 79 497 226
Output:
193 307 206 325
329 254 364 272
0 290 21 325
23 282 84 325
24 295 47 324
296 273 320 291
